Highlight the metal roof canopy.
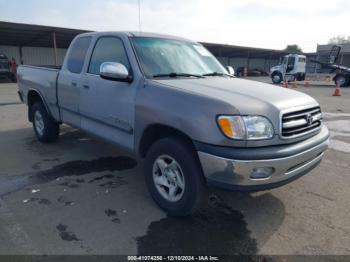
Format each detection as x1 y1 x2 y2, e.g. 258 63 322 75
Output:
0 21 296 64
202 42 290 59
0 21 89 48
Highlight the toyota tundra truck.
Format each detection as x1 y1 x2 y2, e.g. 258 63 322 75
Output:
17 32 329 215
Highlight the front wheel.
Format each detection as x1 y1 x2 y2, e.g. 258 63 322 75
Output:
271 72 283 84
32 102 60 143
144 137 206 216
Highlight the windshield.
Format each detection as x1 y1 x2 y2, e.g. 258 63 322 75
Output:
131 37 227 78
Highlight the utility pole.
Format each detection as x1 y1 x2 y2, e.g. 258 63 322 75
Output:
138 0 141 32
53 31 58 66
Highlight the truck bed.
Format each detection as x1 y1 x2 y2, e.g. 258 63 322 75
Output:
17 65 61 120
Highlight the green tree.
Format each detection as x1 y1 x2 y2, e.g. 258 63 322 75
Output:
329 36 350 44
284 44 303 54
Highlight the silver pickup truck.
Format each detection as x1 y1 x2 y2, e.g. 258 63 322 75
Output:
17 32 329 215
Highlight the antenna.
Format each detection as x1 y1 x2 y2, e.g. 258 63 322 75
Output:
138 0 142 32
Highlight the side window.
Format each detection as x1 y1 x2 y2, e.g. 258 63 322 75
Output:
286 57 295 72
282 57 287 65
288 57 295 66
88 37 130 75
67 36 91 74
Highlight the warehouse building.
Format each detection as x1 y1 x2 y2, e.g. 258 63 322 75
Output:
203 42 289 72
0 21 296 73
0 21 86 66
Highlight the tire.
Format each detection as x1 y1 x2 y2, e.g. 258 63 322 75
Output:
271 72 283 84
11 74 17 83
334 74 348 87
297 73 305 81
144 137 206 216
32 102 59 143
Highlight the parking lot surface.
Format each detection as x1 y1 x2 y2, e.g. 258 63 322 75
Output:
0 78 349 256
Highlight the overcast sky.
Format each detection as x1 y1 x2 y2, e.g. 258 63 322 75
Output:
0 0 349 52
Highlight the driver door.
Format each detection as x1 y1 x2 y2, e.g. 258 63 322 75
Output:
79 36 137 151
286 56 295 73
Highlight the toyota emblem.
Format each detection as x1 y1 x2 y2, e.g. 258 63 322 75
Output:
306 113 313 126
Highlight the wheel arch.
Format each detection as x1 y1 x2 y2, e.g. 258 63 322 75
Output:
271 70 282 77
138 124 195 158
27 89 50 122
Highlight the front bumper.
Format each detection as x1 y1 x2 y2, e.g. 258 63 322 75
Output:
197 125 329 191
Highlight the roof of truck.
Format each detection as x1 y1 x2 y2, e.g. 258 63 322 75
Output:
77 31 196 43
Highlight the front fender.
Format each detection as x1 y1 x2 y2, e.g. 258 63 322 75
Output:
134 80 245 153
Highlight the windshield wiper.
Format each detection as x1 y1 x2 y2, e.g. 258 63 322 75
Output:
202 72 233 77
152 72 204 78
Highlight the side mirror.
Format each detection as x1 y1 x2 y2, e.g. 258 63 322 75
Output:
226 66 235 76
100 62 132 82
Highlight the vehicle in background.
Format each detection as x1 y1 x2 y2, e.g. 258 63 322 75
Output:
270 45 350 87
251 68 269 76
0 53 11 81
270 54 306 84
310 45 350 87
235 67 269 77
17 32 329 215
0 53 17 82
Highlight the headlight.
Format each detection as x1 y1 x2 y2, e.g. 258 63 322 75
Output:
217 115 274 140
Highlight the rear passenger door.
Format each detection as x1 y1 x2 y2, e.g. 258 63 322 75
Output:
57 36 91 127
79 36 137 150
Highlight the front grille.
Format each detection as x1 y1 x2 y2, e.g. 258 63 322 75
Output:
281 106 322 138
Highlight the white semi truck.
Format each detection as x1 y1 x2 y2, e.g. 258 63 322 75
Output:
270 45 350 87
270 54 306 84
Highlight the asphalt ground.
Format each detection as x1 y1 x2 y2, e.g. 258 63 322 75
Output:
0 78 349 258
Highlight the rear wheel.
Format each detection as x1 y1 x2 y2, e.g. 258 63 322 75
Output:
144 137 206 216
297 73 305 81
32 102 59 143
334 74 349 87
10 73 17 83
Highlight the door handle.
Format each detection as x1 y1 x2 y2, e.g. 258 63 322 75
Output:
71 82 77 87
83 84 90 89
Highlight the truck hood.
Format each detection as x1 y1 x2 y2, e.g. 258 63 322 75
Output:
153 77 318 131
270 65 280 73
154 77 317 112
